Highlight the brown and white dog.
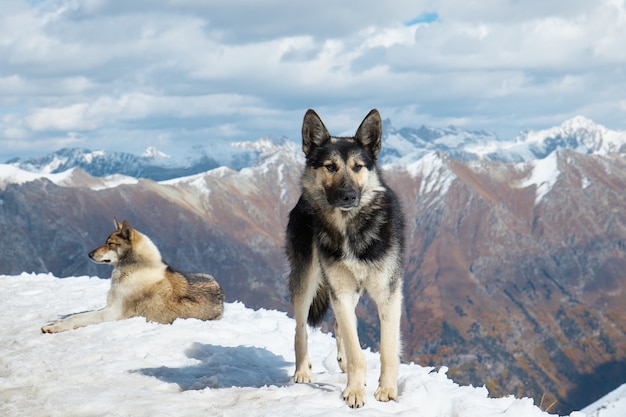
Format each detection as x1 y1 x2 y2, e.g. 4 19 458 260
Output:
42 219 224 333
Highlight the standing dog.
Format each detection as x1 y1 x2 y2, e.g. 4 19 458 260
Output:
286 109 405 408
42 219 224 333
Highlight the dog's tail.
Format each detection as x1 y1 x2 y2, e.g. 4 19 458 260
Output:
307 283 330 327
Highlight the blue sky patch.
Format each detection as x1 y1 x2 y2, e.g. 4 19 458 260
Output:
405 12 440 26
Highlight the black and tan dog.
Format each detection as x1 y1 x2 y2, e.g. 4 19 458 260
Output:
42 219 224 333
286 109 405 408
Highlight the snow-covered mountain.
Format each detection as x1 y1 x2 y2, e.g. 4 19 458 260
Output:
379 116 626 165
379 119 502 164
0 272 585 417
6 117 626 180
5 142 261 181
517 116 626 157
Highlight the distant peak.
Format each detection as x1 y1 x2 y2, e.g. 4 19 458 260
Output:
559 115 601 132
143 146 170 159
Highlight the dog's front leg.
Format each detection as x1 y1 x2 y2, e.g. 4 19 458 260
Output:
41 307 120 333
332 291 366 408
292 294 313 383
372 284 403 402
334 320 347 373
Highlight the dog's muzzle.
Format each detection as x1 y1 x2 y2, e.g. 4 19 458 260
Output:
88 250 110 263
329 188 361 210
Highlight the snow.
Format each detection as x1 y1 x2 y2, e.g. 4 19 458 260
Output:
517 151 561 203
385 132 421 157
405 152 455 200
454 116 626 162
83 150 106 164
143 146 171 159
89 174 139 191
0 164 138 191
518 116 626 156
434 131 477 148
581 383 626 417
39 155 67 173
0 163 74 189
0 273 578 417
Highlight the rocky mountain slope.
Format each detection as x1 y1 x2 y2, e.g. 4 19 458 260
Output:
395 149 626 413
2 117 626 414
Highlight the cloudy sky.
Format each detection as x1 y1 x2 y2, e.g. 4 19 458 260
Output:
1 0 626 160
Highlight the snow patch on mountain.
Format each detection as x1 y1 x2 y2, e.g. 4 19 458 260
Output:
581 383 626 417
0 164 138 191
142 146 170 159
0 164 72 190
163 139 300 203
516 152 561 204
404 152 456 203
89 173 139 190
82 150 106 164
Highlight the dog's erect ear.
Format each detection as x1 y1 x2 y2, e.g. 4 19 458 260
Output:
120 220 133 240
113 217 122 230
355 109 382 158
302 109 330 157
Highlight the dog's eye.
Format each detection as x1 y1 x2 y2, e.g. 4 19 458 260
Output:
324 164 337 173
353 164 364 172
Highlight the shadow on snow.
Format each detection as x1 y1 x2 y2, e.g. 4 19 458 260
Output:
135 342 292 390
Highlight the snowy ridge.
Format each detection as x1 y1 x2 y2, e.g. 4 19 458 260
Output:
0 164 74 189
463 118 619 162
521 116 625 156
6 116 626 183
142 146 171 159
380 121 502 164
163 138 298 175
403 151 456 200
378 116 626 165
4 144 256 181
0 273 577 417
1 116 622 204
0 164 138 191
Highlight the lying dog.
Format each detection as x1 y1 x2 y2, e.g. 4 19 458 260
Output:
42 219 224 333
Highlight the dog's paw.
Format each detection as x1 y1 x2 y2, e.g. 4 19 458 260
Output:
342 386 366 408
293 372 312 384
41 321 69 333
41 324 58 333
374 384 398 402
293 370 312 383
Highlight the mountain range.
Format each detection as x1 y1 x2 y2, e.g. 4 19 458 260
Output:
2 116 626 415
7 115 625 178
4 142 260 181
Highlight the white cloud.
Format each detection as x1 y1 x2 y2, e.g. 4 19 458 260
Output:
20 93 273 133
26 103 94 131
0 0 625 160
